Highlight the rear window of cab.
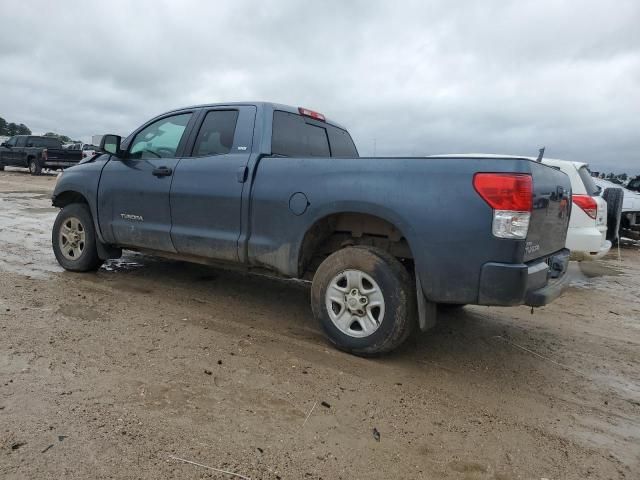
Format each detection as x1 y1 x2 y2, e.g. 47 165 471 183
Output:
271 110 358 158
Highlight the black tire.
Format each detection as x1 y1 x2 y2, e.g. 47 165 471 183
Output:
602 187 623 244
28 157 42 176
0 165 5 171
311 246 416 356
52 203 103 272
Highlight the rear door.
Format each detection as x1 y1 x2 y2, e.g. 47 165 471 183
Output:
524 162 572 261
169 106 255 261
98 111 196 252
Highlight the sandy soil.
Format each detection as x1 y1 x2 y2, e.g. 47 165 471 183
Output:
0 168 639 479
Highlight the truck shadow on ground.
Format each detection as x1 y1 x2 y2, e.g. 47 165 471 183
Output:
93 252 561 386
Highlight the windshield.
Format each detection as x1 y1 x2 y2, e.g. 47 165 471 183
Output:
627 178 640 192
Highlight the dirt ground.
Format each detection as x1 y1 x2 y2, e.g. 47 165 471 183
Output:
0 168 639 479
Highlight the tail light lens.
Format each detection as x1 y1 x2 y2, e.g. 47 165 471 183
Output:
474 173 533 239
573 194 597 219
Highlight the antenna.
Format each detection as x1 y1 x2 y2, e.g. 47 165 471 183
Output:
536 147 546 162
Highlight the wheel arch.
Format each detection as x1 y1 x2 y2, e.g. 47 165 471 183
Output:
52 189 109 244
296 207 417 278
52 190 89 208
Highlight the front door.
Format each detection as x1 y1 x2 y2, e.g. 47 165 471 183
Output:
98 111 195 252
169 106 256 262
1 136 19 165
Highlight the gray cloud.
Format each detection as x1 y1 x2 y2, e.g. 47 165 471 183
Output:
1 0 638 173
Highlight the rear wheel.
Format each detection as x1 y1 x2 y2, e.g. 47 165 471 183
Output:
311 246 415 356
0 165 5 171
28 157 42 175
52 203 103 271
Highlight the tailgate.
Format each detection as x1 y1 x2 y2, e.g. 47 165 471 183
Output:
524 162 572 261
45 148 82 162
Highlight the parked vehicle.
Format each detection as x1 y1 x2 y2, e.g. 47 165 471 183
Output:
541 159 612 260
50 102 572 355
64 142 101 159
594 178 640 241
0 135 83 174
626 176 640 193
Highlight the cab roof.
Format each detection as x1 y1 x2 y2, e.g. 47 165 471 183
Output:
163 101 349 131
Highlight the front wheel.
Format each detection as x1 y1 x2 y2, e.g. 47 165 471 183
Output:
311 246 416 356
52 203 103 271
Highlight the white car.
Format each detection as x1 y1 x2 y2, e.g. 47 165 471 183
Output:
64 143 100 159
541 159 610 260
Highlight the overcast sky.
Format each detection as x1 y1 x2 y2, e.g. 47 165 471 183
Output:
1 0 638 172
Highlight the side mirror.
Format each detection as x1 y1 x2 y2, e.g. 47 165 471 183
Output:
100 134 123 156
1 142 10 148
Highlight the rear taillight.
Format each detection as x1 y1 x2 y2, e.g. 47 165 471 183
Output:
573 194 597 219
473 173 533 239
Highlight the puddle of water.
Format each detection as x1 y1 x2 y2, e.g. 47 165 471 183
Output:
101 255 146 272
590 372 640 401
567 261 626 290
570 414 640 467
0 193 63 278
578 262 623 278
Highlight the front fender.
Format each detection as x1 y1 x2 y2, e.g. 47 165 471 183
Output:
52 159 109 243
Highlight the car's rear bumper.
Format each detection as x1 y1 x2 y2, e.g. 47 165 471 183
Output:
570 240 611 261
566 225 610 261
477 249 570 307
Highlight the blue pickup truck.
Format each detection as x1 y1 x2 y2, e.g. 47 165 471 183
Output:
51 102 572 355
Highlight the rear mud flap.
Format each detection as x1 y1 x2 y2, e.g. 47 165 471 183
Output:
416 275 437 331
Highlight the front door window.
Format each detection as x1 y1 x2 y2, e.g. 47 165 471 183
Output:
129 113 192 160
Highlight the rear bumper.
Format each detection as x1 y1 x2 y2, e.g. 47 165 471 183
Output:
569 240 611 261
43 160 80 168
477 249 570 307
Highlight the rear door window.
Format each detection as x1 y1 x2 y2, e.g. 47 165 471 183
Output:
577 166 600 196
327 125 358 157
16 137 27 148
272 111 330 157
191 110 239 157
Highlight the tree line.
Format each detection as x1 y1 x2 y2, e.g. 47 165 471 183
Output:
1 116 79 143
0 116 31 136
